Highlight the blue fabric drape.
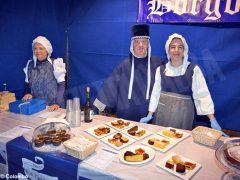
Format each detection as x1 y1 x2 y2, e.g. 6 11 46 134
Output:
0 0 239 131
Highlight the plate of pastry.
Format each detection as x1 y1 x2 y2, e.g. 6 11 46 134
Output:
121 125 153 140
105 119 135 130
157 127 190 143
156 152 201 179
141 134 178 153
119 145 155 165
84 124 117 139
101 132 136 150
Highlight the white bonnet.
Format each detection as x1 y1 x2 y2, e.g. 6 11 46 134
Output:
32 36 53 66
165 33 189 64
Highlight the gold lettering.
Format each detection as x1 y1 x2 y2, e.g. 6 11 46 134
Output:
174 0 188 15
190 0 203 15
225 0 240 15
205 0 221 20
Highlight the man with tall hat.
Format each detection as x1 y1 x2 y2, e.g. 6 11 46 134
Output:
93 24 164 121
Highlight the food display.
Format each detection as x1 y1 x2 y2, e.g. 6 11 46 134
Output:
156 152 201 179
105 119 134 130
165 154 196 173
94 126 111 136
111 119 130 129
32 122 71 152
119 145 155 165
127 126 146 137
142 134 179 153
121 125 152 140
85 124 117 139
148 138 170 149
108 133 129 147
63 135 98 160
124 148 149 162
215 138 240 174
157 127 190 144
162 128 183 138
101 132 136 150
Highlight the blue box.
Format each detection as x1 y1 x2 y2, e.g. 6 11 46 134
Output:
9 99 46 115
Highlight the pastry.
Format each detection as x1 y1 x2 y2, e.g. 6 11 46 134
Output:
120 136 129 143
162 130 175 138
46 129 57 135
61 134 71 141
113 133 122 139
165 160 174 169
172 155 184 164
176 163 186 173
153 141 166 149
34 139 44 147
52 138 62 146
184 161 196 170
124 151 149 162
44 137 52 145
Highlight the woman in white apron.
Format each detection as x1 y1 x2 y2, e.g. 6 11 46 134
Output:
140 33 228 136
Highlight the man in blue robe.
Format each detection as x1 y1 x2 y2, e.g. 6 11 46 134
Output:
93 24 164 121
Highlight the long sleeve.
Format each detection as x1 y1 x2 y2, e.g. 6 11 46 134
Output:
93 63 122 112
192 66 215 115
24 82 31 94
23 60 32 83
149 67 161 112
56 81 65 107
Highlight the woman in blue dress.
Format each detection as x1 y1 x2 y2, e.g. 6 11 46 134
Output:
22 36 66 111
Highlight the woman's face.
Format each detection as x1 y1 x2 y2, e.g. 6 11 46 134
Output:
133 38 149 58
168 38 184 66
34 43 48 61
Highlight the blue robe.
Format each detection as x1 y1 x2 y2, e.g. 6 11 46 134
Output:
95 54 163 121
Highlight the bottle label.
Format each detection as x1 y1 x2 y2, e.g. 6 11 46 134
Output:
89 110 93 120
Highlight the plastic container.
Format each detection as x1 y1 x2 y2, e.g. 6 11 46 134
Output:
32 122 71 152
63 135 98 160
192 126 222 146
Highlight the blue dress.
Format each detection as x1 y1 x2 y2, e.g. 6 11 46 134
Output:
95 54 163 121
153 63 196 130
27 59 58 106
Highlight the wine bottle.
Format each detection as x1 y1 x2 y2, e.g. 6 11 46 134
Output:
84 86 93 122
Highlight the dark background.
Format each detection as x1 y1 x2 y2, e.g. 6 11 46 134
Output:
0 0 239 131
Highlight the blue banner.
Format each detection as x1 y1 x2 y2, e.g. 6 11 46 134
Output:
6 136 88 180
138 0 240 23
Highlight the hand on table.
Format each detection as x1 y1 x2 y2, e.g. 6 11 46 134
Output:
210 118 229 137
48 104 60 112
140 115 153 123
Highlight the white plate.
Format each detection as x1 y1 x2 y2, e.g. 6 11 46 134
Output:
141 134 178 153
156 152 201 179
101 132 136 150
121 125 153 140
84 124 117 139
105 119 135 131
119 145 155 165
157 127 190 143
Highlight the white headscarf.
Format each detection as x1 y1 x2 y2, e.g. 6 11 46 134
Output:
32 36 53 67
128 36 151 100
164 33 190 75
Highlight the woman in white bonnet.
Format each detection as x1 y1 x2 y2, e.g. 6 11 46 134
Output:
22 36 66 111
140 33 228 136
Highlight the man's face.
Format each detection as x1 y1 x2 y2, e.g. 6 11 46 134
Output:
133 38 149 58
168 38 184 63
34 43 48 61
